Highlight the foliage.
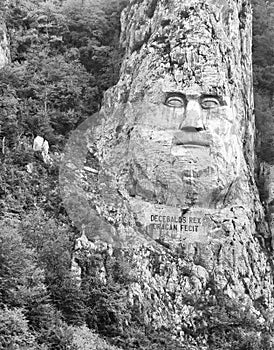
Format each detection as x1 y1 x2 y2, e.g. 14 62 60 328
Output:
20 211 74 280
0 54 95 149
0 217 73 349
0 0 127 346
0 307 37 350
0 0 126 155
78 253 134 337
0 0 126 222
252 0 274 163
176 285 274 350
70 325 121 350
0 218 47 309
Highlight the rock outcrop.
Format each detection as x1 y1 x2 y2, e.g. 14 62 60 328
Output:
33 136 51 164
0 18 9 69
60 0 274 343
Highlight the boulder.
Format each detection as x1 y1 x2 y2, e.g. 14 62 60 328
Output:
33 136 44 152
33 136 51 164
0 20 10 69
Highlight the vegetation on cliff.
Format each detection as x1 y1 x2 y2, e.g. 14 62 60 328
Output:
253 0 274 162
0 0 274 349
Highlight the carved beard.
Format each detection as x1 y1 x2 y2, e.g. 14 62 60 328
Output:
122 130 241 208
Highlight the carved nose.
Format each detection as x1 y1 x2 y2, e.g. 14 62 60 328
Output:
179 100 204 131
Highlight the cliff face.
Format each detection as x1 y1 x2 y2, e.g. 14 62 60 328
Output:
60 0 274 342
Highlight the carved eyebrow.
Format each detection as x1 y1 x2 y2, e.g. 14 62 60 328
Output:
165 92 185 99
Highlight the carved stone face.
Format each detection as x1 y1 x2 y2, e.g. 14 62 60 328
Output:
115 80 244 209
60 0 252 245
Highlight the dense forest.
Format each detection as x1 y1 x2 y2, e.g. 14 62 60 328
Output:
1 0 274 349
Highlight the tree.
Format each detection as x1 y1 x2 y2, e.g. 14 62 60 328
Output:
0 307 38 350
252 0 274 162
0 218 47 308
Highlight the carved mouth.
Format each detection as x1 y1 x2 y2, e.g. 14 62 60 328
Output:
172 131 211 148
175 141 210 148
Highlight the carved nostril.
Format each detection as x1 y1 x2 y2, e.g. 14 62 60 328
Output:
179 101 203 130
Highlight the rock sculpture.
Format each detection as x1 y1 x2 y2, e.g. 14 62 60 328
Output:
60 0 274 340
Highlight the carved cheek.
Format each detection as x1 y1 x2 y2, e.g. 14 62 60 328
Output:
134 105 185 130
203 109 236 159
205 108 234 134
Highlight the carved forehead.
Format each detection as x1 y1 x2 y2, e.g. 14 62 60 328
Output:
129 54 230 101
127 7 235 96
121 0 251 108
165 0 233 20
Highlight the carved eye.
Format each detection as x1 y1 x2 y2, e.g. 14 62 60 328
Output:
165 95 185 108
200 96 220 109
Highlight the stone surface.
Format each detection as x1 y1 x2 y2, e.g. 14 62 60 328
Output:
60 0 274 342
0 19 9 69
33 136 51 164
258 162 274 249
33 136 45 151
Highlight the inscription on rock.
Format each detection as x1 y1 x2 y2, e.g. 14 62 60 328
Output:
144 208 207 242
151 214 202 232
